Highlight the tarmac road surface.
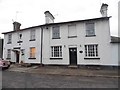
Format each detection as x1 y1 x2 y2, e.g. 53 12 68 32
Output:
2 71 118 88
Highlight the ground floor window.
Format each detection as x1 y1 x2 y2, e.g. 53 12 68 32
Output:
30 47 36 58
85 44 98 57
51 46 62 58
7 49 11 59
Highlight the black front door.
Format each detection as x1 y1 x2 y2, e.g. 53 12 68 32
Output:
16 51 19 63
69 48 77 65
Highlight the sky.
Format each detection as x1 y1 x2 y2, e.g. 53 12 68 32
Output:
0 0 119 38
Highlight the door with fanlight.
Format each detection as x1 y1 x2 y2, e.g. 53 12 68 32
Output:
69 48 77 65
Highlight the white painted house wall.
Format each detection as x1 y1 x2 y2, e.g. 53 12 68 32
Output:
110 43 119 66
2 19 119 66
3 27 42 64
42 18 118 66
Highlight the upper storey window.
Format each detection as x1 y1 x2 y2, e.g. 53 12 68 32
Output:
86 22 95 37
18 33 22 39
68 25 77 38
52 26 60 39
30 29 36 41
7 34 12 44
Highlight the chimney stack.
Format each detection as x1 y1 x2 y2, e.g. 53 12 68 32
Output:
13 21 21 31
44 11 55 24
100 3 108 17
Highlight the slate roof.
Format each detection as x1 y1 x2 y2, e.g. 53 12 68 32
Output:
111 36 120 43
2 16 111 34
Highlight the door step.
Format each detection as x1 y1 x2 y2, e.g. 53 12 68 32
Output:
68 65 78 69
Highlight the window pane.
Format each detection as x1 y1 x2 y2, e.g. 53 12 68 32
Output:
7 49 11 59
86 23 95 36
85 44 98 57
60 46 62 57
51 46 62 57
52 26 60 39
86 23 94 30
96 45 98 56
85 45 87 56
30 30 35 40
8 34 12 43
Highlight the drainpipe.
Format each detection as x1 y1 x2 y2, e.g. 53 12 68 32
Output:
40 27 43 66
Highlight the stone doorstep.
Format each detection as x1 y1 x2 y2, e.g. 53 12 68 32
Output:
68 65 78 68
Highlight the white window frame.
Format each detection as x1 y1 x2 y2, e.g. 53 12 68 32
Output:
7 49 11 59
8 34 12 44
30 29 36 40
18 33 22 40
30 47 36 58
51 46 62 58
52 26 60 39
86 22 95 36
85 44 98 58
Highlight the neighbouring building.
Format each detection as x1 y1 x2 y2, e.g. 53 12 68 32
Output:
2 3 120 66
118 1 120 65
118 1 120 37
2 22 42 64
0 38 3 58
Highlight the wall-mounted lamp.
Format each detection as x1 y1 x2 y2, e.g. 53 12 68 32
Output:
46 27 49 29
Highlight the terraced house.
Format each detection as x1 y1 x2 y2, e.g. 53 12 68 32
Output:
0 37 3 58
2 3 120 66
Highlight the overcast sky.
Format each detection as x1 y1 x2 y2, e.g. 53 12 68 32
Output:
0 0 119 38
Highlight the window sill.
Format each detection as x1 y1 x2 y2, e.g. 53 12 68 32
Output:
52 37 61 39
7 42 12 44
13 47 21 49
17 41 23 43
6 58 11 59
50 58 63 60
84 57 100 60
29 39 36 41
85 35 96 37
68 36 77 38
28 58 36 59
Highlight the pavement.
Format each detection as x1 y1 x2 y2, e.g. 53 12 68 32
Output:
5 64 120 78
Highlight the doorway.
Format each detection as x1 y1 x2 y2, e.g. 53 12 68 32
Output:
69 48 77 65
16 51 20 63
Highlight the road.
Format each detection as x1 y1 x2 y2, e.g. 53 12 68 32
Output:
2 71 118 88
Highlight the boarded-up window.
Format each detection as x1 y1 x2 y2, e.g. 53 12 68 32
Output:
68 25 77 37
30 47 36 58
